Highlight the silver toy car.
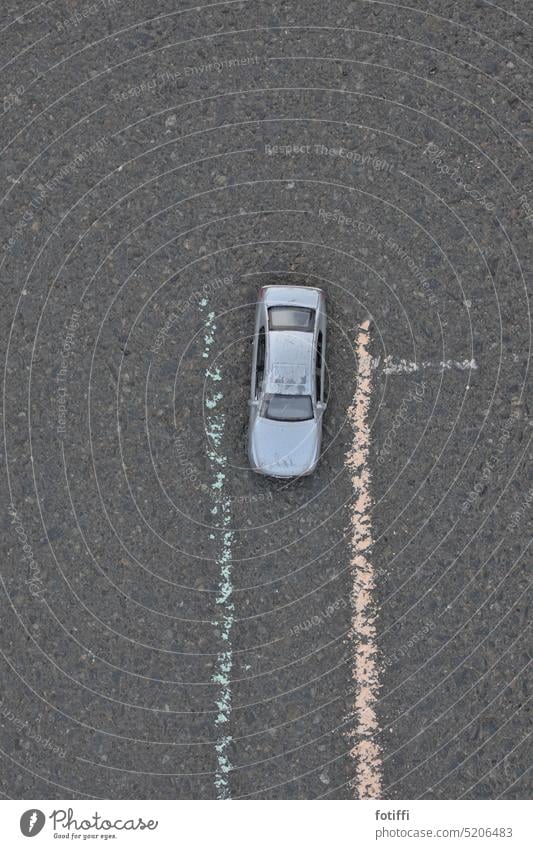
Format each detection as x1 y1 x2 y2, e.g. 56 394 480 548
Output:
248 285 327 478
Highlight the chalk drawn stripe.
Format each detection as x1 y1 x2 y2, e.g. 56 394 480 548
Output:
200 299 234 799
379 356 477 375
346 319 382 799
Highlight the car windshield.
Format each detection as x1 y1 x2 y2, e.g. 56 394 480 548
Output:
268 307 314 332
261 394 314 422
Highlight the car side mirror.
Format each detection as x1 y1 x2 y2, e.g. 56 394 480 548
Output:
316 400 326 411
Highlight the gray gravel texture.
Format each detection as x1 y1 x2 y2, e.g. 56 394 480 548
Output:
0 0 531 800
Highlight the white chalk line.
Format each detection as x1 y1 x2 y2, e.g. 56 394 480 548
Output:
201 299 234 799
375 355 478 375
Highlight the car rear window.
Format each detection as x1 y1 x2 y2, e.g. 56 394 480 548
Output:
261 394 313 422
268 307 314 332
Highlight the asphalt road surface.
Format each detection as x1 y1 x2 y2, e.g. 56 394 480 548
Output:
1 0 531 800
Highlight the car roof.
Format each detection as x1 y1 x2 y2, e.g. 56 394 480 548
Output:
264 331 314 395
263 285 322 309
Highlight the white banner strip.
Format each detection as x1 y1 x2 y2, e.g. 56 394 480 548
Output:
3 799 530 848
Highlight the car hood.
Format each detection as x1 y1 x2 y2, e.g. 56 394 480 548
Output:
249 416 320 477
